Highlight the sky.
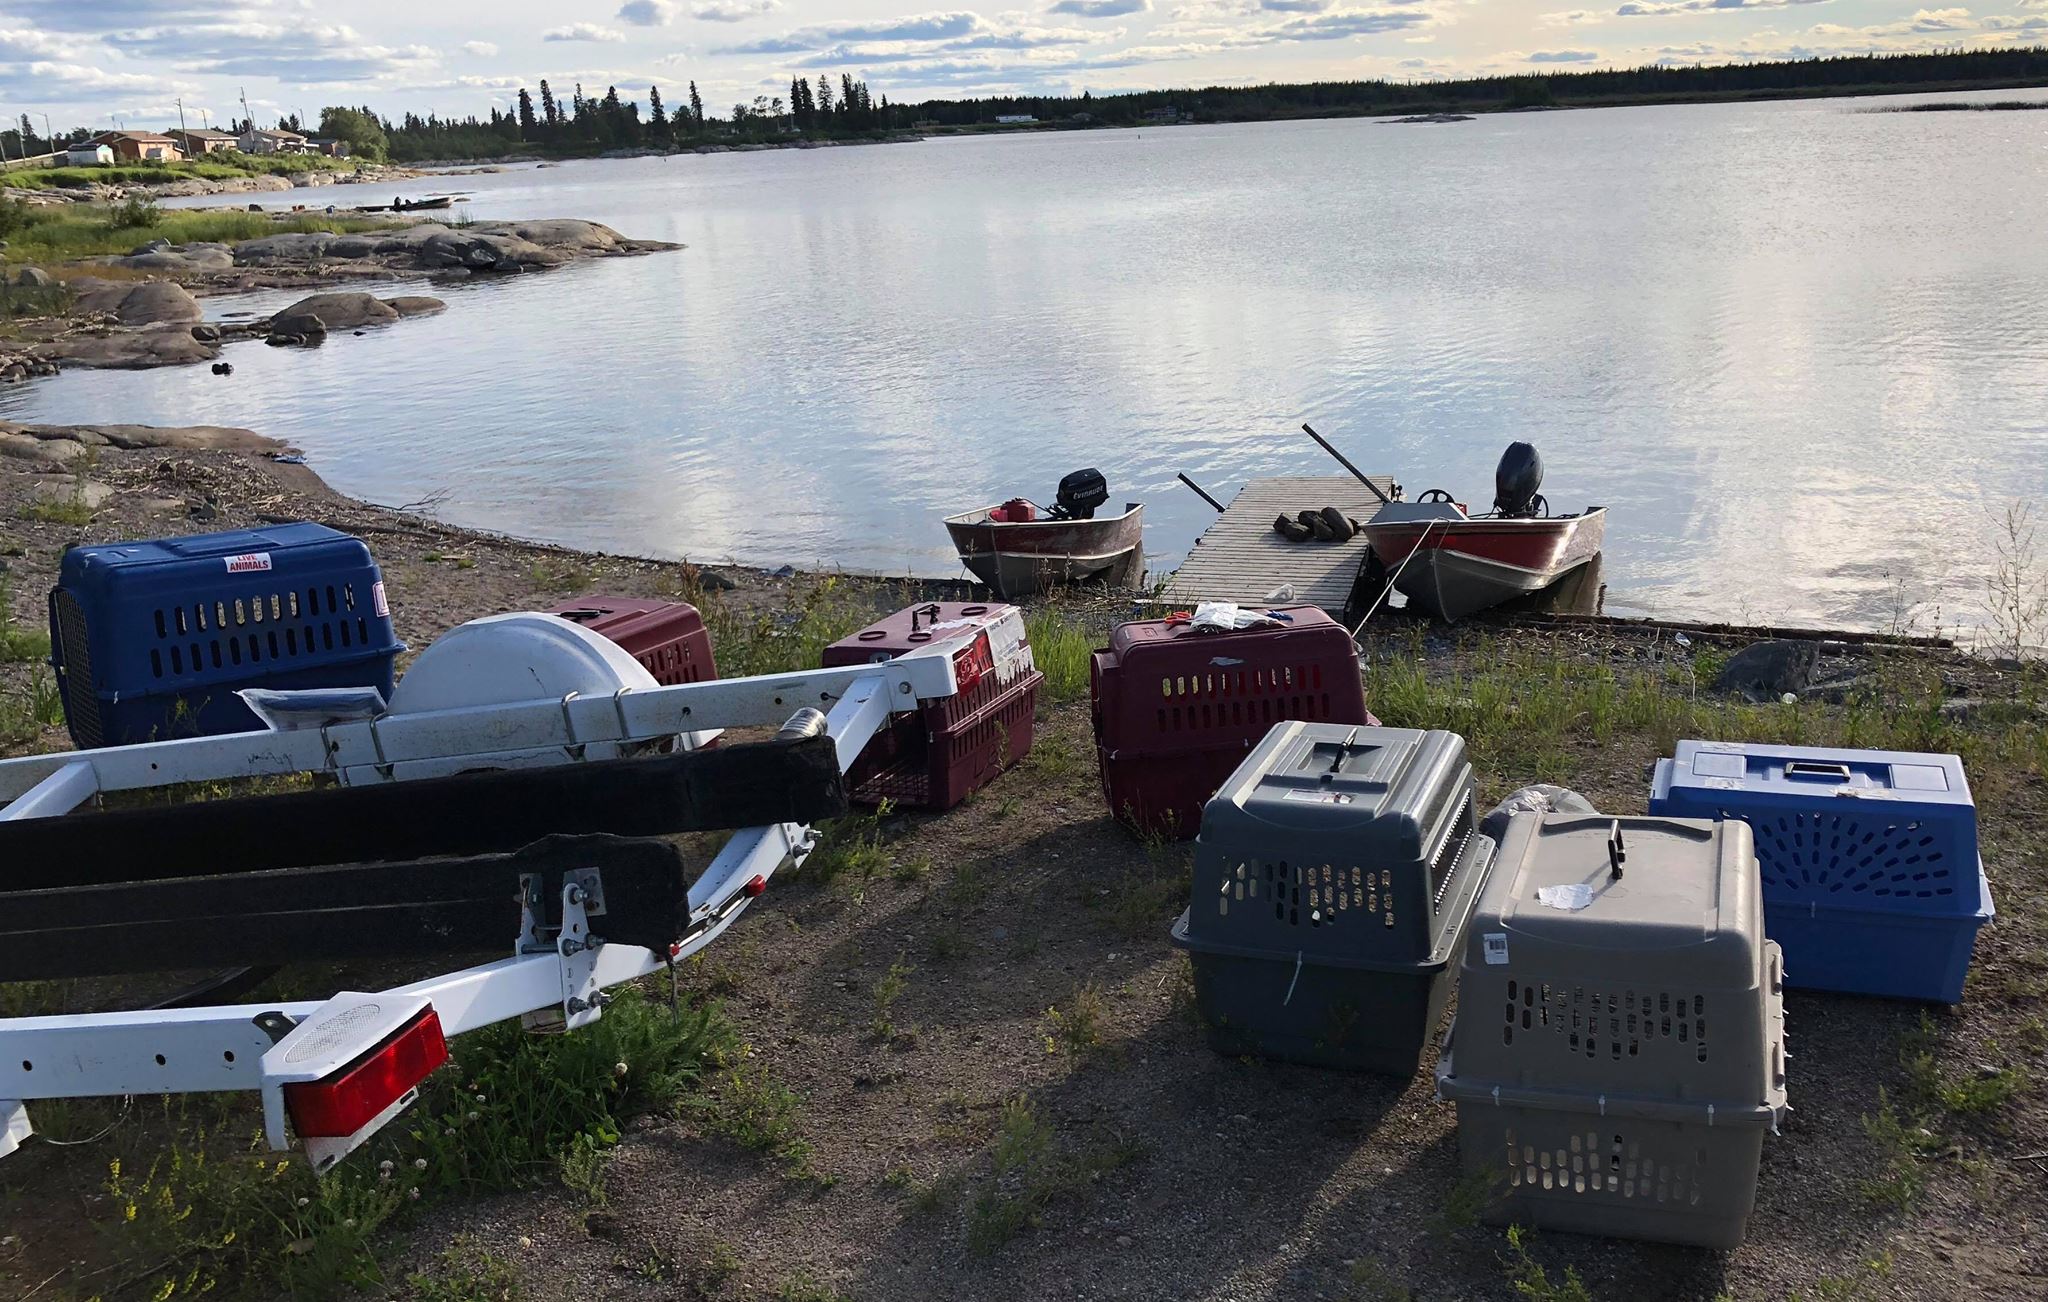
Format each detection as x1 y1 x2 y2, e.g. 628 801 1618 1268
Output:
2 0 2044 131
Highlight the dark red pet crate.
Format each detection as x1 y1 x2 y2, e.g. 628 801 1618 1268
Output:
546 597 717 685
821 602 1041 810
1090 605 1375 838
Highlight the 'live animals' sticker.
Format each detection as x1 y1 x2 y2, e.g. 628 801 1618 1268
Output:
224 552 272 574
1482 933 1510 965
372 582 389 617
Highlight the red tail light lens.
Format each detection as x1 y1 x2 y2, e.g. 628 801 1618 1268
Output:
743 874 767 897
284 1008 447 1139
951 632 994 696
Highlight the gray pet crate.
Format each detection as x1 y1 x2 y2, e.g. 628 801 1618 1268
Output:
1436 814 1788 1249
1169 722 1496 1075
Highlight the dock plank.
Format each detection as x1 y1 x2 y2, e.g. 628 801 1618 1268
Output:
1161 475 1394 615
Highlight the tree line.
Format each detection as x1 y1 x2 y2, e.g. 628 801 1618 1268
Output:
4 47 2041 165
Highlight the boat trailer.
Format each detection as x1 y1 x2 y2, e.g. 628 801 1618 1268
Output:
0 612 979 1172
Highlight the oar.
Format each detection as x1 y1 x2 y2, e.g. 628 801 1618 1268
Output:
1176 472 1225 513
1301 423 1392 505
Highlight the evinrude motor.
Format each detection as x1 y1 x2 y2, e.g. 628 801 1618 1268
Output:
1053 468 1109 520
1493 442 1546 519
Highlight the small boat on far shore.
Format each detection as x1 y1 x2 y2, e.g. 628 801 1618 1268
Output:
362 196 457 213
944 469 1145 598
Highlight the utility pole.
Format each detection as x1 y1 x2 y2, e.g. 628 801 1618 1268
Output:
177 96 188 143
41 113 51 152
239 86 253 137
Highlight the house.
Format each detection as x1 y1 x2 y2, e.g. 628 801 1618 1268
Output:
994 114 1036 125
168 127 237 156
65 143 115 166
303 136 351 158
1140 105 1181 124
239 127 311 155
90 130 185 163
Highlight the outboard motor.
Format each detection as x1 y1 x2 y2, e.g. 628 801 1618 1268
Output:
1493 442 1544 518
1053 468 1109 520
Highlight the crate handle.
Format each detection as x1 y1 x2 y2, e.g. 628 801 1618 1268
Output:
910 603 942 633
1785 761 1852 781
1606 820 1626 881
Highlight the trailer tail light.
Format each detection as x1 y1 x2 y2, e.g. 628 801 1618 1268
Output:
284 1007 447 1141
743 874 768 897
951 632 994 697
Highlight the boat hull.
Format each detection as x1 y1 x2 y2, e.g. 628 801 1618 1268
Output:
1363 507 1606 622
944 504 1144 599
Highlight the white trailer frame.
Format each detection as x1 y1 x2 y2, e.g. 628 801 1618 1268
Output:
0 637 970 1168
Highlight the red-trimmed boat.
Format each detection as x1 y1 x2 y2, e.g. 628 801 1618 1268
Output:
944 469 1145 598
1357 443 1606 622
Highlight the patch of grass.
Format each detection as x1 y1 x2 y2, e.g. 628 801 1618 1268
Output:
525 557 591 593
1043 984 1110 1062
958 1094 1144 1255
97 987 727 1299
409 1240 523 1302
21 494 95 526
1859 1088 1935 1209
1024 608 1095 703
5 152 351 192
1 203 397 265
702 1239 742 1289
1346 1256 1413 1302
682 1053 820 1181
0 665 65 745
0 578 51 663
108 194 162 228
1790 1251 1896 1302
1020 730 1081 783
1433 1167 1503 1236
695 576 872 678
776 1270 850 1302
1900 1013 2029 1124
1501 1225 1593 1302
927 921 970 962
871 950 914 1041
803 804 894 885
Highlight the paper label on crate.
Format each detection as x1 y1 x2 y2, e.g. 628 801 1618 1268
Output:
1282 789 1354 806
1482 933 1510 965
1536 884 1594 912
224 552 272 574
372 581 389 618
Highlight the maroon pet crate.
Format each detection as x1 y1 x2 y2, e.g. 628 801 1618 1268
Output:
546 597 717 686
821 602 1042 810
1090 605 1375 838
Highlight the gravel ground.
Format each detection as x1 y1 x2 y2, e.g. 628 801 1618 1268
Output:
1 438 2043 1301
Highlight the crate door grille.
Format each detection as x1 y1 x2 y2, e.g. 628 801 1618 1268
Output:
1150 660 1337 740
53 590 100 748
1730 808 1953 902
150 583 369 684
1501 979 1711 1065
1216 861 1390 932
1504 1125 1707 1205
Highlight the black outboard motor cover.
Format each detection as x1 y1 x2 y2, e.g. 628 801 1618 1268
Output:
1055 468 1109 520
1493 442 1544 518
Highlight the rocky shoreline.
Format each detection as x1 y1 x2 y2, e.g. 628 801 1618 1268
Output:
2 163 425 206
1 217 678 378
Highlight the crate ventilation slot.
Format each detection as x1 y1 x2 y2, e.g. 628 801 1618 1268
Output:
1501 981 1710 1064
147 583 373 681
1213 860 1396 930
1505 1127 1708 1205
1729 809 1951 901
1153 664 1334 737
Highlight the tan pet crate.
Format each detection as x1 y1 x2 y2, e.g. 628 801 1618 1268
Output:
1435 814 1788 1249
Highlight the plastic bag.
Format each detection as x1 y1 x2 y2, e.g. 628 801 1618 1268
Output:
1479 783 1598 843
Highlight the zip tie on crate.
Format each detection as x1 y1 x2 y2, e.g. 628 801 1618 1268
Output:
1490 1085 1501 1108
1598 1095 1606 1117
1283 951 1305 1006
1707 1103 1716 1128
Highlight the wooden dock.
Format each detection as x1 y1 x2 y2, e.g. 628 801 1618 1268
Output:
1160 475 1395 614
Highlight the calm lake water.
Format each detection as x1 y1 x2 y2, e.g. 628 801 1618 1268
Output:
8 89 2048 632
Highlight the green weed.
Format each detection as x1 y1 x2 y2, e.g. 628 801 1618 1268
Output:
409 1240 522 1302
525 557 590 593
1043 985 1110 1062
1346 1256 1413 1302
871 951 914 1041
1024 608 1095 703
1501 1225 1593 1302
959 1094 1144 1255
682 1054 819 1180
1859 1088 1934 1209
776 1270 850 1302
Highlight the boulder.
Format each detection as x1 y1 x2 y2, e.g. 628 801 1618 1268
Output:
71 280 203 327
232 232 336 264
42 325 219 369
129 239 172 256
14 267 53 288
1712 640 1821 702
31 477 114 510
273 291 397 330
383 295 446 317
122 245 235 274
190 323 222 343
269 310 329 339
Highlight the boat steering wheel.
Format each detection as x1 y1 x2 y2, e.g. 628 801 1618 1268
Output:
1417 489 1456 504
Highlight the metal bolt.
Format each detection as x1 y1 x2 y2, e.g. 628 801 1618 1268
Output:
566 997 589 1013
566 885 585 905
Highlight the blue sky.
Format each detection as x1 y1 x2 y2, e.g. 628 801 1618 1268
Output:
2 0 2043 129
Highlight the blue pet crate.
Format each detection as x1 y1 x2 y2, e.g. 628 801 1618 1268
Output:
1650 740 1992 1004
49 523 403 748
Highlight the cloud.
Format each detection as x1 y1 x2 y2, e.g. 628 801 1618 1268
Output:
722 10 990 51
0 58 184 103
618 0 675 24
543 22 628 42
105 20 437 82
1982 11 2048 28
1048 0 1151 14
1263 6 1434 40
1542 8 1602 22
1617 0 1830 14
692 0 780 17
1259 0 1333 11
1528 47 1601 60
460 40 499 56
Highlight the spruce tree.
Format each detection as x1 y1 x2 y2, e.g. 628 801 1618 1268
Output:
688 81 704 133
517 88 537 139
648 85 665 141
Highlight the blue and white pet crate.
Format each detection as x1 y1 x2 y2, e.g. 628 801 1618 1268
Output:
1650 740 1992 1004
